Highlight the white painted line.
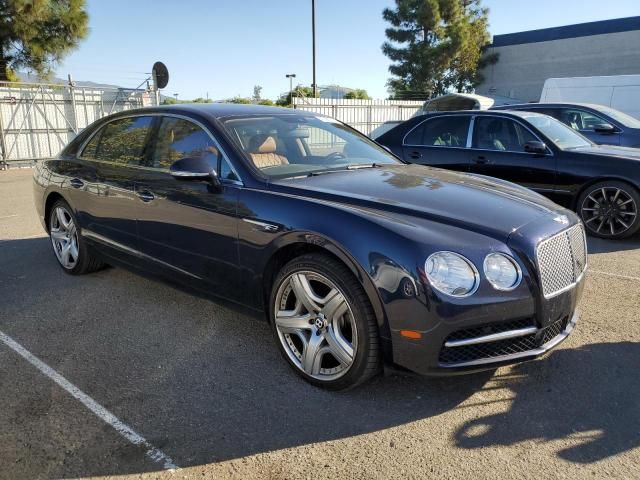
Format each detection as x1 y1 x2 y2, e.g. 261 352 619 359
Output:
0 330 178 471
0 214 19 220
589 269 640 282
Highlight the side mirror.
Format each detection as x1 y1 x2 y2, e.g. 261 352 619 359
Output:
524 140 548 155
169 157 221 188
593 123 617 134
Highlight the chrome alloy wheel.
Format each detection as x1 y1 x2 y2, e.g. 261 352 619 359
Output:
581 186 638 237
274 271 357 381
50 206 79 269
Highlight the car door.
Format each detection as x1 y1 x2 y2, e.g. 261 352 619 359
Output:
76 115 154 258
134 115 242 299
553 108 621 145
401 115 472 172
468 115 557 195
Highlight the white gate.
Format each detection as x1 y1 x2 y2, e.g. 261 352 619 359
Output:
0 82 155 167
292 98 423 136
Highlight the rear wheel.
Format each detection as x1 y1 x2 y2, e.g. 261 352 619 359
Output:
270 253 381 390
48 199 104 274
577 181 640 239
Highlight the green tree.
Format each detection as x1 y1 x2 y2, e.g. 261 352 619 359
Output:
0 0 89 81
276 85 317 107
191 97 212 103
252 85 262 103
226 96 252 104
344 89 370 100
382 0 496 99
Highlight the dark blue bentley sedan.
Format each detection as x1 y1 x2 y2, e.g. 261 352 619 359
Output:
33 104 586 389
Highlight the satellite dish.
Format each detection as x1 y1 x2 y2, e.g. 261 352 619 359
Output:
152 61 169 89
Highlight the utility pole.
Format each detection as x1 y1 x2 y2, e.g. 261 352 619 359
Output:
311 0 317 98
286 74 296 105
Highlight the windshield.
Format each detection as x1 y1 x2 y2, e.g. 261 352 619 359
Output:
595 105 640 128
221 114 399 178
524 114 592 149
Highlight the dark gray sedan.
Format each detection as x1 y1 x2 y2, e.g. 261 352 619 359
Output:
492 102 640 148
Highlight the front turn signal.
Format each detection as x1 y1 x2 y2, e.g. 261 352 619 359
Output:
400 330 423 340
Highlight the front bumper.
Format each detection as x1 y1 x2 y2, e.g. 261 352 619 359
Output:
436 309 577 370
388 276 584 376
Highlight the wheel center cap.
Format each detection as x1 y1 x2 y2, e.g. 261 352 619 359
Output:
314 314 328 330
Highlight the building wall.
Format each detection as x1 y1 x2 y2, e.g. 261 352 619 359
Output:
476 29 640 102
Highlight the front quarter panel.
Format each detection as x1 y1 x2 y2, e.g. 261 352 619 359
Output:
236 187 540 370
555 151 640 206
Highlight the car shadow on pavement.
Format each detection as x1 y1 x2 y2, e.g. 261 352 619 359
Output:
454 342 640 464
0 237 497 478
2 237 637 478
587 236 640 254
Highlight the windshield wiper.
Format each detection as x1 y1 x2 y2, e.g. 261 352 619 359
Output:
307 163 382 177
346 163 382 170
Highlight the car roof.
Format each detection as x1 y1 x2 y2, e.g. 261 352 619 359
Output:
416 109 549 119
493 102 606 110
113 103 318 121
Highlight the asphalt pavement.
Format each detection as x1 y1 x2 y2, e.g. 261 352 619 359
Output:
0 168 638 479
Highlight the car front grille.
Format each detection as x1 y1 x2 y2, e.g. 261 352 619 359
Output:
438 316 570 366
536 224 588 299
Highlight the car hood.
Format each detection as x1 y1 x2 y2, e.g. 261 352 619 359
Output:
271 164 570 242
573 144 640 159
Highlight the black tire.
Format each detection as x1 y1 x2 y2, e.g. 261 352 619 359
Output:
48 199 105 275
577 181 640 239
269 253 382 390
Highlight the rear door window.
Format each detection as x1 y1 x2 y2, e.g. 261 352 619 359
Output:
404 116 470 148
79 129 102 159
84 116 154 166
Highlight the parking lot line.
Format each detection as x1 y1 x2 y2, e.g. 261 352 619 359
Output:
590 269 640 282
0 330 178 471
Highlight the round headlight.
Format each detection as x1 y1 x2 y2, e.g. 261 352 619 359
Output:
483 253 522 291
425 252 479 297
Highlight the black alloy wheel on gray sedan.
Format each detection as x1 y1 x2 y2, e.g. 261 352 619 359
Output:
270 253 381 390
48 199 104 274
577 181 640 239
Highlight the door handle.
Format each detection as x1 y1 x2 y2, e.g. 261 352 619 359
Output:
137 190 155 203
473 155 489 165
70 178 84 189
408 151 422 160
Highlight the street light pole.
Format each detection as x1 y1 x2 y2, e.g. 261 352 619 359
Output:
311 0 317 98
286 73 296 105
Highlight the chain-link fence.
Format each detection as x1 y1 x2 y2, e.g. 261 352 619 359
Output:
0 82 156 168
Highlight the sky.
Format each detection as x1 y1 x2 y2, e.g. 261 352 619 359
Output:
55 0 640 101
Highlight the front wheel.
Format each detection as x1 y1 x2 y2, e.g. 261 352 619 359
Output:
577 182 640 239
270 253 381 390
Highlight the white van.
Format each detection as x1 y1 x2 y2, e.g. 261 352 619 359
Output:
541 75 640 119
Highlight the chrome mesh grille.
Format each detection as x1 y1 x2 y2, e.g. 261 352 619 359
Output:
536 224 587 298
